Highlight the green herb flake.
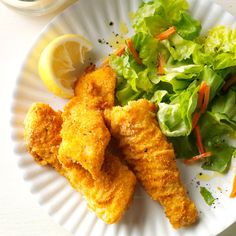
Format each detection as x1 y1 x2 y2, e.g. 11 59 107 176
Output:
200 187 215 205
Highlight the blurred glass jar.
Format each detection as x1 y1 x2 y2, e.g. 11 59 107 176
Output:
1 0 77 16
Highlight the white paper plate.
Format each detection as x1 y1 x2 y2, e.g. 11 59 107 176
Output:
11 0 236 235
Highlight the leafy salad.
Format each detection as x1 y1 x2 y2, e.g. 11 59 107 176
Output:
109 0 236 173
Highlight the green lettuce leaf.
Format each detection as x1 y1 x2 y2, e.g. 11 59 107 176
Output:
132 1 168 35
214 53 236 70
192 44 214 66
160 64 203 92
150 90 168 104
132 32 159 66
174 11 201 40
157 0 189 21
110 52 157 105
204 26 236 55
193 26 236 70
157 81 198 136
132 0 189 36
202 143 234 173
170 135 198 158
137 69 154 92
211 89 236 125
198 66 224 100
199 112 236 173
109 54 139 91
200 187 215 205
116 85 142 106
161 34 197 61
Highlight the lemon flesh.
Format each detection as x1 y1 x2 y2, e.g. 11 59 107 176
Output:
38 34 92 98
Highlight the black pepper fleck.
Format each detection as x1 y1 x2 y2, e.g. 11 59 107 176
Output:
196 181 200 186
109 21 114 26
199 173 202 176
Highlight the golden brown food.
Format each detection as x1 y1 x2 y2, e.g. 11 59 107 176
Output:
59 97 111 178
64 149 136 224
24 103 136 224
74 65 116 109
24 103 64 175
104 99 198 228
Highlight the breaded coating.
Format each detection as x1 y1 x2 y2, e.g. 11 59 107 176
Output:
59 97 111 178
63 150 136 224
24 103 64 175
24 103 136 224
104 99 198 228
74 65 116 109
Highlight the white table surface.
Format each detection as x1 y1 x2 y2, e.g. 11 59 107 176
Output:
0 0 236 235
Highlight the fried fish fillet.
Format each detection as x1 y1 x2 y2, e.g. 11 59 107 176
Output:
59 97 111 178
64 149 136 224
24 103 64 175
24 103 136 224
104 99 198 228
74 65 116 109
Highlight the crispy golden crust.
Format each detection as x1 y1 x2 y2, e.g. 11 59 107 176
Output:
74 65 116 109
24 103 64 175
24 103 136 224
59 97 111 178
105 99 198 228
64 150 136 224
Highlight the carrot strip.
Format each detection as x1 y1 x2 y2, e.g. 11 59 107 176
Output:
198 81 207 109
116 46 126 56
230 175 236 198
194 125 205 154
156 26 176 41
192 112 201 130
184 152 212 164
157 53 165 75
222 75 236 92
201 85 210 113
192 81 210 130
126 39 142 64
102 46 126 66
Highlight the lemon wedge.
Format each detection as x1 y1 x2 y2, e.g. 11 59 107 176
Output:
38 34 92 98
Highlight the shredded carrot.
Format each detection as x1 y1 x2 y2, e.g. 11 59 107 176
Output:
198 81 207 108
230 175 236 198
192 81 210 130
116 46 126 56
184 152 212 164
222 75 236 92
102 46 126 67
190 82 211 163
192 112 201 130
201 85 210 113
126 39 142 64
156 26 176 41
194 125 205 154
157 53 165 75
